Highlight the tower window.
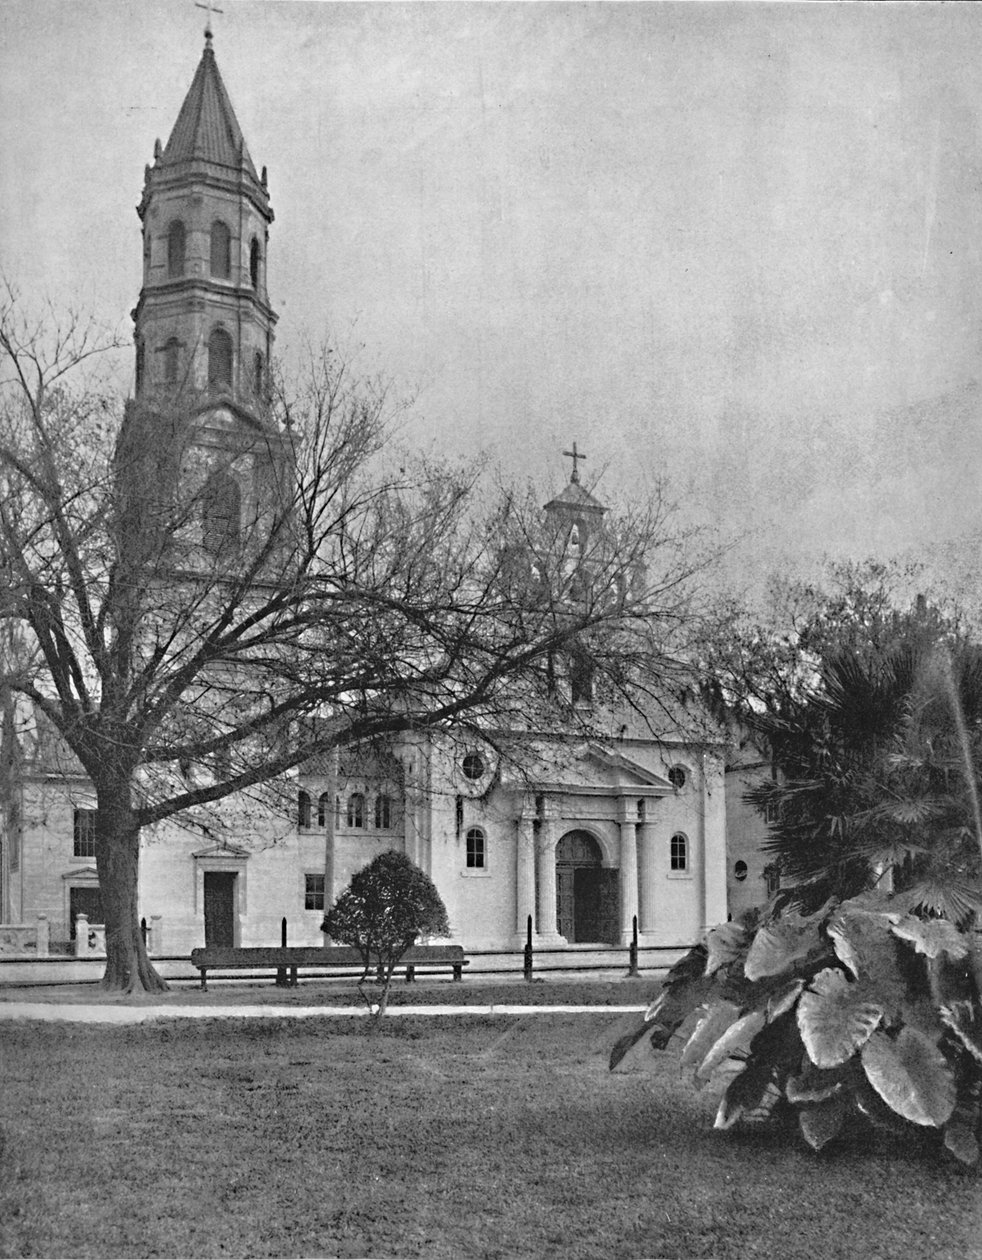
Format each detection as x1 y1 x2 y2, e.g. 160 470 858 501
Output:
73 808 97 858
208 327 233 389
298 790 312 829
347 793 365 829
317 792 331 827
375 794 393 829
465 827 486 870
167 220 185 278
570 649 594 706
163 338 180 387
668 765 687 791
210 221 232 279
135 339 145 394
254 351 264 397
670 832 688 872
249 237 261 288
202 471 241 554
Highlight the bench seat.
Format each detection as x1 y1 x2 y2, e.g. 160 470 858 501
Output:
189 944 468 990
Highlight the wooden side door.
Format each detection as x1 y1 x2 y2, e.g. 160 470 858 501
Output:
203 871 236 947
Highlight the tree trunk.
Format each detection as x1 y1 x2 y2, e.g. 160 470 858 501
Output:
95 781 168 994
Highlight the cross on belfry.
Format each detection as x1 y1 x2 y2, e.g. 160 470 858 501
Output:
563 442 586 484
195 1 224 38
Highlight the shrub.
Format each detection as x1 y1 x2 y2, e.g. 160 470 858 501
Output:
611 894 982 1166
322 850 450 1017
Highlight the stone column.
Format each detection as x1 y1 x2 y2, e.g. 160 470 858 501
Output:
535 806 564 944
637 815 658 936
513 809 536 945
700 751 728 931
618 800 640 945
324 749 338 907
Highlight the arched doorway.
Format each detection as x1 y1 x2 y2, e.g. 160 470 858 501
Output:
556 830 619 944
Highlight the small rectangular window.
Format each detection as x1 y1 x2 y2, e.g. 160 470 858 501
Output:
73 808 97 859
304 873 325 911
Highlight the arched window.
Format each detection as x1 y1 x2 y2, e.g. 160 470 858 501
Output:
208 327 233 389
375 794 392 829
298 790 312 829
210 220 231 279
202 471 240 554
670 832 688 872
249 237 261 288
135 339 145 395
317 792 331 827
254 351 264 398
167 220 185 278
465 827 486 870
347 793 365 829
163 338 180 387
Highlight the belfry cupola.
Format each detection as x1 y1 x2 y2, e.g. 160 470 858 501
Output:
544 443 607 564
132 29 276 422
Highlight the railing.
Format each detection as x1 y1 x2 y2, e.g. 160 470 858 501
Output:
74 914 164 957
0 916 49 957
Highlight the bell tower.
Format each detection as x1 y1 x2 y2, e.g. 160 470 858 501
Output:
132 28 276 423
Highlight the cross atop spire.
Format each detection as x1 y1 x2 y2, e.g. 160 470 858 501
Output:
195 1 224 43
563 442 587 484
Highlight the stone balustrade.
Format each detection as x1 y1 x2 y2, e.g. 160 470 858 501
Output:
0 916 50 957
74 914 164 957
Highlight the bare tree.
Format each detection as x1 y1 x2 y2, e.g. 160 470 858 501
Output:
0 286 715 993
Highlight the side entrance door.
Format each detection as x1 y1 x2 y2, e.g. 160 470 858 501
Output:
203 871 236 947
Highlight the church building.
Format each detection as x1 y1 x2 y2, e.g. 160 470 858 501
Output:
0 31 729 964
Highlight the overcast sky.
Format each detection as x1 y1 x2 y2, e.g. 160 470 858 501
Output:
3 1 982 601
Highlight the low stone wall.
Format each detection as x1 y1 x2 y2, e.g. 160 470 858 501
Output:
0 917 50 958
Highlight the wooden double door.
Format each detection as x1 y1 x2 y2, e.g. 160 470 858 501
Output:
555 831 619 944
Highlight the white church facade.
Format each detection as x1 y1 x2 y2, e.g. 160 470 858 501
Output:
0 32 729 963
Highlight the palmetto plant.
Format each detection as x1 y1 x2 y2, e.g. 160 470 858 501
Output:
610 896 982 1164
748 641 982 924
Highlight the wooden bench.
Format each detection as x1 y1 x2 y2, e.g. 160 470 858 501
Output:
189 944 469 991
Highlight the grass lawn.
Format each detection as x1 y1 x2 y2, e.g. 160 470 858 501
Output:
0 1012 978 1260
0 975 655 1009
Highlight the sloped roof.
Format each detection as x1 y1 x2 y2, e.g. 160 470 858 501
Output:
160 36 259 180
543 478 607 516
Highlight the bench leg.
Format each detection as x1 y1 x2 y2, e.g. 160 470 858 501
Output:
291 966 298 987
200 970 207 992
406 965 415 984
453 965 462 981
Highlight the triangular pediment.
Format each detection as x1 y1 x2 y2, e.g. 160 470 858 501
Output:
62 866 99 882
581 744 674 790
191 842 251 860
498 740 674 795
